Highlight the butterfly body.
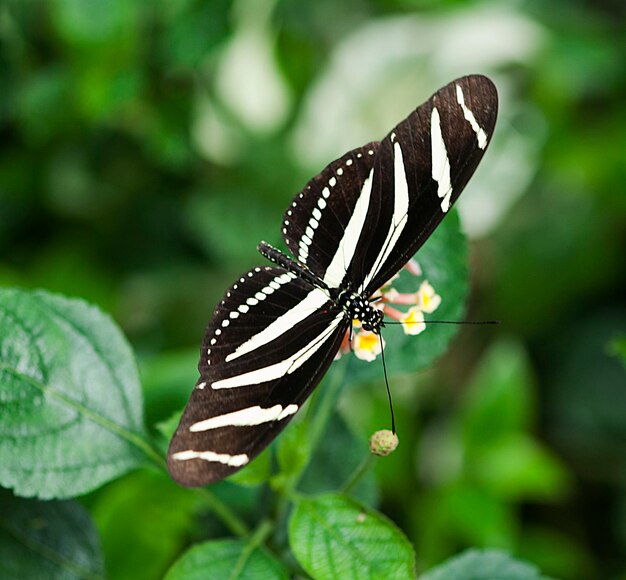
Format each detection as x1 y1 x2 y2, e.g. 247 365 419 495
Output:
259 240 384 333
168 75 498 486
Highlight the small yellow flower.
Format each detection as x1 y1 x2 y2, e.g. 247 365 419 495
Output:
417 280 441 314
400 306 426 335
353 330 384 362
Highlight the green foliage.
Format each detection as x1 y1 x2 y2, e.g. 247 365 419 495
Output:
165 538 289 580
0 490 104 580
419 549 551 580
0 289 151 500
460 341 570 501
413 339 573 567
228 449 272 487
610 335 626 369
91 470 202 580
289 493 416 579
299 412 378 505
1 0 624 577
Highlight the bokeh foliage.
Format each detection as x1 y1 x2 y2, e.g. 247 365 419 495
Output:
0 0 625 578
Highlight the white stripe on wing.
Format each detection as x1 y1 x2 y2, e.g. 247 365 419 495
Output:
430 106 453 213
456 84 488 149
212 313 344 389
225 287 330 363
190 404 299 432
360 135 410 292
171 449 250 467
323 166 375 288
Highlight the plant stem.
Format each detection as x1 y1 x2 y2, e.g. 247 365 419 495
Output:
230 519 274 579
341 454 374 495
306 357 350 460
195 488 250 537
271 359 351 543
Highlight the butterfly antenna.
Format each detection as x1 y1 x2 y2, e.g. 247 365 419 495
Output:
384 320 500 326
378 332 396 434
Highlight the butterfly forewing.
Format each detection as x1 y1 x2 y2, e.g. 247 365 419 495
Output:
281 76 496 297
282 143 381 289
167 266 349 486
357 75 498 294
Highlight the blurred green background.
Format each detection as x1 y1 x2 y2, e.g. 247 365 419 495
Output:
1 0 624 578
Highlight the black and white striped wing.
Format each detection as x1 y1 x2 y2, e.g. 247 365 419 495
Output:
282 142 380 287
282 75 498 295
167 266 349 486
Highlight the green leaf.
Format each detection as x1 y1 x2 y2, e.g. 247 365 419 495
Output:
272 417 312 490
416 484 516 561
159 0 231 69
289 493 415 579
474 433 571 501
0 289 151 499
462 339 535 445
91 470 201 580
517 527 593 580
343 210 468 386
419 549 551 580
0 490 104 579
165 538 289 580
50 0 141 45
155 409 183 455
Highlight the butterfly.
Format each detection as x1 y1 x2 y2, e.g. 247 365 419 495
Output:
167 75 498 486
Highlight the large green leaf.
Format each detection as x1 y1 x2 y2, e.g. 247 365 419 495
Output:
289 493 415 579
419 549 552 580
165 539 289 580
91 470 202 580
0 289 150 499
0 490 104 580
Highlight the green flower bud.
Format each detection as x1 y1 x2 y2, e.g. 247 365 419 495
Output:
369 429 399 456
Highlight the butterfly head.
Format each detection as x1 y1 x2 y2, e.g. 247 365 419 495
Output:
341 293 385 334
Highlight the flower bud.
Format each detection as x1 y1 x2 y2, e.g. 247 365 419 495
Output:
369 430 399 456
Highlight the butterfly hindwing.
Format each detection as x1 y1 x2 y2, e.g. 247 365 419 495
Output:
167 266 349 486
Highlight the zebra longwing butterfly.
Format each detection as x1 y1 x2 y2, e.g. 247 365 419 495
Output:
168 75 498 486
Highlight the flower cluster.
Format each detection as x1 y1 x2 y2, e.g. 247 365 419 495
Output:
336 259 442 362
